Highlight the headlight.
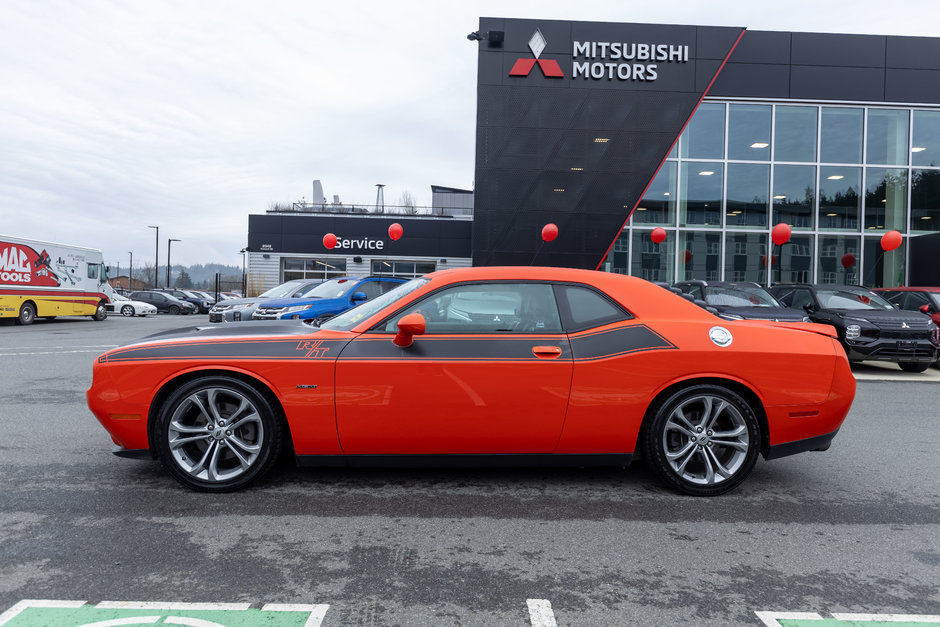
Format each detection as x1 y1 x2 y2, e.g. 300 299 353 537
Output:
802 316 811 322
845 324 861 339
285 304 312 313
232 302 255 310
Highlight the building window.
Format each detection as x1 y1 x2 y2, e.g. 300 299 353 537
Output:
863 236 905 288
679 162 723 227
677 231 721 281
773 164 816 229
680 102 725 159
726 163 769 228
774 235 814 284
912 110 940 167
817 236 860 285
631 230 674 283
724 232 769 285
911 169 940 233
820 107 863 164
282 258 347 282
774 106 817 162
371 260 436 278
867 109 909 166
864 167 908 232
819 166 861 231
728 104 771 161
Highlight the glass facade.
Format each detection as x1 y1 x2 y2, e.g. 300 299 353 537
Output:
282 258 347 281
604 101 940 287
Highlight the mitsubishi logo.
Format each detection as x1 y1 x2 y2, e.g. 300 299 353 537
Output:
902 322 910 329
509 29 564 78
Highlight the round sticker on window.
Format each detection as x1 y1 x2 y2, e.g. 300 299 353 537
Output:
709 326 733 347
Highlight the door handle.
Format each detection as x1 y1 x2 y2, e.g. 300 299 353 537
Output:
532 345 563 359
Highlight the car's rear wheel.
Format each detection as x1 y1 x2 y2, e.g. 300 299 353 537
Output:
899 361 929 373
154 376 282 492
121 305 135 317
16 302 36 325
168 305 180 315
644 384 760 496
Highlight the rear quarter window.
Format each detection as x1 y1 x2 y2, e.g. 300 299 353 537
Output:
555 284 632 333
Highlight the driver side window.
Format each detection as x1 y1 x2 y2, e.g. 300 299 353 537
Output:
382 283 562 334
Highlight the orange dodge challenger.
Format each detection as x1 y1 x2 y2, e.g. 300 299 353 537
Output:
87 267 855 496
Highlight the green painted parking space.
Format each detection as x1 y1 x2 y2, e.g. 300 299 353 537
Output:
0 601 328 627
758 611 940 627
780 621 940 626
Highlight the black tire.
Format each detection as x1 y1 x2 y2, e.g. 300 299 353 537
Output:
168 305 180 315
121 305 135 317
899 361 930 373
16 302 36 325
92 302 107 321
154 376 283 492
644 384 761 496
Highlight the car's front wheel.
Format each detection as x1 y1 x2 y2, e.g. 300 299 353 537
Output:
121 305 135 317
92 302 107 321
16 302 36 325
899 361 930 373
154 376 282 492
168 305 180 315
644 384 760 496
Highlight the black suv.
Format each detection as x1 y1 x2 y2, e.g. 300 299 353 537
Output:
128 291 198 315
768 284 939 372
674 280 808 322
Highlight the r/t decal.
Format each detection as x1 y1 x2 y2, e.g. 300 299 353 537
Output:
296 340 330 358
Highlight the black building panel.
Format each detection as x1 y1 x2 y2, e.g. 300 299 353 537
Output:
885 69 940 103
910 232 940 285
790 32 886 68
727 30 791 64
790 65 886 101
696 25 747 59
707 62 791 98
886 36 940 70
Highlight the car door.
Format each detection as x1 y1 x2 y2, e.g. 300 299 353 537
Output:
334 281 573 454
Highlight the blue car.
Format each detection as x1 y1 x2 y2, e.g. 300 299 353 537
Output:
250 276 406 324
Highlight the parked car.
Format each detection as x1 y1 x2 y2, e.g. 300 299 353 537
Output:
674 280 808 322
251 276 406 324
208 279 323 322
128 291 198 315
155 289 213 314
768 284 940 372
88 267 856 495
106 293 158 317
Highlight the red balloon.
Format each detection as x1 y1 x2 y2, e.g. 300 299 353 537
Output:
771 223 792 246
650 227 667 244
388 222 403 241
881 230 902 251
323 233 337 249
541 223 558 242
681 249 692 264
840 253 856 268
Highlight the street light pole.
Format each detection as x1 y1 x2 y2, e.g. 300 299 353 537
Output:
128 252 133 292
239 247 248 296
167 239 181 288
147 225 159 288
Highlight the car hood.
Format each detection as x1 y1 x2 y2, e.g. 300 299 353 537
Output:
131 320 314 345
211 296 264 307
714 305 806 321
828 308 933 329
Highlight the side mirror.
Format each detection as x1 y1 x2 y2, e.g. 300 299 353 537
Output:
803 303 817 313
393 312 426 347
352 291 368 302
921 304 931 315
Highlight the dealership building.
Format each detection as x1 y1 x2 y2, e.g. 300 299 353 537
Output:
246 17 940 290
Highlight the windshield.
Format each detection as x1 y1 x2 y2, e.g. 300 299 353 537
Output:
816 287 894 310
321 278 429 331
705 286 781 308
259 282 312 299
302 278 359 300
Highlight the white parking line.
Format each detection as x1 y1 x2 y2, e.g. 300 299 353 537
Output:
262 604 330 627
527 599 558 627
831 613 940 623
94 602 252 611
755 611 824 625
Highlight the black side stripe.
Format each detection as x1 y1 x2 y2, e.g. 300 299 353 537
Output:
98 339 351 363
568 324 677 361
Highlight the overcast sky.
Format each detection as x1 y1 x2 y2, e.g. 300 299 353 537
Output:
1 0 936 268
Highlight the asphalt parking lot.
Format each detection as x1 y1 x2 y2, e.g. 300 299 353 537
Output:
0 314 938 626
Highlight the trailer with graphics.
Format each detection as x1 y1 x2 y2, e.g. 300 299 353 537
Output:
0 235 112 325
